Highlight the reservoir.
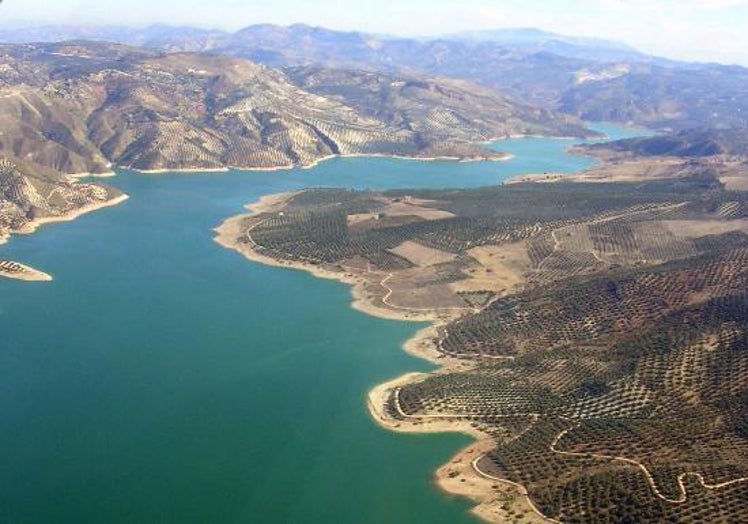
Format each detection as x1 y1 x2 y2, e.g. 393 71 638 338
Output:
0 124 643 523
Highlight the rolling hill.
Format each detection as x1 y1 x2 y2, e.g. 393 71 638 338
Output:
0 41 590 175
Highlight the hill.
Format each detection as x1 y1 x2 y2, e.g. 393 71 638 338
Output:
585 128 748 159
0 41 590 175
217 174 748 523
285 66 590 143
0 155 123 247
4 24 747 132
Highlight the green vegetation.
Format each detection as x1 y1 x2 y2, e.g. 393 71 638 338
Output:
241 174 748 522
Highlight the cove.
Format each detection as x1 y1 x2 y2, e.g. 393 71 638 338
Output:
0 123 644 523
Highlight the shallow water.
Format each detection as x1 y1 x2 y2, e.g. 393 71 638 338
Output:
0 123 644 523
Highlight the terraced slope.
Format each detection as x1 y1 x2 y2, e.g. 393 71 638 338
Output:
286 66 591 142
0 42 590 175
218 174 748 522
0 156 123 245
5 24 748 132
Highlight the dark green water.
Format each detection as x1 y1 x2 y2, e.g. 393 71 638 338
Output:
0 124 644 523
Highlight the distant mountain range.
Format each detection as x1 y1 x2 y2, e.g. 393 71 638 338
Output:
2 23 746 132
0 24 654 62
442 27 658 63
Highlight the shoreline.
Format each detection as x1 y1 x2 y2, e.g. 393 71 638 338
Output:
367 372 547 524
66 170 117 180
127 151 514 176
0 193 129 282
213 192 552 523
16 194 130 237
214 214 440 324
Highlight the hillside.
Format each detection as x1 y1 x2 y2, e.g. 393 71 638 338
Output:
285 66 591 142
568 128 748 191
0 155 123 245
0 42 590 175
223 28 748 132
23 24 739 133
585 128 748 159
217 175 748 523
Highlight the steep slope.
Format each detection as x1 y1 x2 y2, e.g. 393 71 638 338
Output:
222 28 748 132
585 128 748 159
558 64 748 130
83 51 417 171
105 24 748 133
0 155 123 245
1 41 587 174
285 66 592 141
4 24 747 133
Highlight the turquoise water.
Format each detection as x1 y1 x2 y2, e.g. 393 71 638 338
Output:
0 124 643 523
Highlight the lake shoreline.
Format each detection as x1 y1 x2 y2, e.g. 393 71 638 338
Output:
132 150 514 175
213 191 553 523
0 193 129 283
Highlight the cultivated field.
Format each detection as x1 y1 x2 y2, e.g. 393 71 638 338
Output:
220 173 748 522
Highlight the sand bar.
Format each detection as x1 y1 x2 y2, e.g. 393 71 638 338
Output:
0 261 52 282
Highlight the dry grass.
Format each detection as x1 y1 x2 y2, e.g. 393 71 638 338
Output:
662 219 748 238
347 212 380 226
383 200 456 220
389 240 457 267
570 158 685 183
453 243 530 295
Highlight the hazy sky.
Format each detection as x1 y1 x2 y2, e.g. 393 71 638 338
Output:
3 0 748 65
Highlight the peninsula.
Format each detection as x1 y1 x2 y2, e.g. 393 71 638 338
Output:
0 157 127 282
216 145 748 522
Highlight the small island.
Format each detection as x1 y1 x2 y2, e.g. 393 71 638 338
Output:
0 260 52 282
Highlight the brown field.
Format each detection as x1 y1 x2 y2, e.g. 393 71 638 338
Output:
662 218 748 237
389 240 457 267
452 243 530 295
219 175 748 523
383 200 456 220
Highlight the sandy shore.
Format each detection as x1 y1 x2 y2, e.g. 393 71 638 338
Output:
214 200 444 324
504 173 567 185
16 194 130 236
66 171 117 180
367 369 549 523
135 167 231 174
131 150 513 176
0 193 129 283
213 192 553 523
215 215 439 324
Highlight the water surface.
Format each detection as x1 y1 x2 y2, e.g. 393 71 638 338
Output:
0 124 643 523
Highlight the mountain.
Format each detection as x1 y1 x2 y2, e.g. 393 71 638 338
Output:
284 66 591 142
38 23 742 132
585 128 748 159
442 27 657 63
208 25 748 132
3 24 748 152
0 41 589 175
558 63 748 130
0 24 229 52
0 155 123 245
3 24 747 133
